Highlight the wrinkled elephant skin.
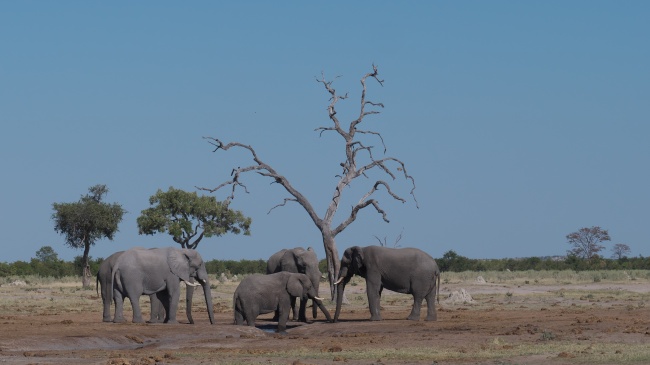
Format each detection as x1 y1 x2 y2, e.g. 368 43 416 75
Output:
334 246 440 322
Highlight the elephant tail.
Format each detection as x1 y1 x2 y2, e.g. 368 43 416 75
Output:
435 269 441 304
96 272 100 296
232 293 241 325
110 264 122 308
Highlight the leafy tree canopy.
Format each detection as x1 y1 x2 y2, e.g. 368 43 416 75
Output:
52 184 125 286
137 187 252 249
35 246 59 263
566 226 611 262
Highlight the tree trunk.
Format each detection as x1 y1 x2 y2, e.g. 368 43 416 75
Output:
321 231 340 300
81 242 92 288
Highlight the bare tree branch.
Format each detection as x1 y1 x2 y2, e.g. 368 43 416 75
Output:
268 198 298 214
202 65 418 300
199 137 323 229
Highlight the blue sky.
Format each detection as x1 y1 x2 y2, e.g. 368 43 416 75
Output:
1 2 648 263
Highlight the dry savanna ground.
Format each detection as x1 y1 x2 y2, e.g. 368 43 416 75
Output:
1 270 649 365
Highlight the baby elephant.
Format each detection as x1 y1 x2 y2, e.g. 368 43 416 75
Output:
233 272 332 334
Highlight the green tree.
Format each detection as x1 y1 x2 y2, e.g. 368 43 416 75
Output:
438 250 471 272
52 185 125 287
566 226 610 264
137 187 252 249
611 243 631 260
35 246 59 263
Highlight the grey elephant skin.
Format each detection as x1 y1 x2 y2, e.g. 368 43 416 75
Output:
97 250 164 322
97 249 198 323
334 246 441 322
266 247 322 322
233 272 332 334
111 247 215 324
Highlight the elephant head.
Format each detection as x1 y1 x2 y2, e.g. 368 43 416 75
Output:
168 248 215 325
287 273 332 323
280 247 322 319
334 246 364 322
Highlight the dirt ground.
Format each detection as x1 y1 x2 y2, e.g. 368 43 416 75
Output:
1 277 649 365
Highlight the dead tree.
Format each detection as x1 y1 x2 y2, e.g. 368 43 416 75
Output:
200 65 417 298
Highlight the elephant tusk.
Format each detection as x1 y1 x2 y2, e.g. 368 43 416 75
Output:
314 296 324 301
184 280 200 287
334 277 344 285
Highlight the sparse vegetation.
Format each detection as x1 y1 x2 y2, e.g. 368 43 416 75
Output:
1 271 649 364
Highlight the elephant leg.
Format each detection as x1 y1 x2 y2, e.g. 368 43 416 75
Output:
129 294 145 323
366 282 383 321
102 292 112 322
425 289 438 321
408 293 424 321
112 289 126 323
245 309 256 326
165 284 180 324
290 296 299 321
298 297 310 322
148 293 165 323
277 305 288 334
234 309 245 325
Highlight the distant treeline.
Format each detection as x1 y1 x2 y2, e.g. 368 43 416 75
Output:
2 250 649 279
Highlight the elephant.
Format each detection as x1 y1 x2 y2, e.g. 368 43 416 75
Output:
97 249 199 323
334 246 441 322
233 272 332 334
111 247 215 324
266 246 322 322
97 250 162 322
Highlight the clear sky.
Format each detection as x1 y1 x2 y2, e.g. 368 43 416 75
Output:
1 2 648 263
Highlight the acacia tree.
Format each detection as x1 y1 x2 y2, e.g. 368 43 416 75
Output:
611 243 631 260
137 187 252 249
566 226 610 263
52 185 125 287
201 65 417 298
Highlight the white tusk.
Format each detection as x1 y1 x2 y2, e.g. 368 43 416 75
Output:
184 280 200 287
314 296 324 301
334 277 344 285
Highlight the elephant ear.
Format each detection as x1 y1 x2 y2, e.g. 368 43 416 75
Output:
286 274 304 298
281 250 300 272
168 249 191 282
352 246 364 272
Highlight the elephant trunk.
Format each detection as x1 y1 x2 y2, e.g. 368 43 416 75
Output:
186 284 195 324
201 279 215 325
313 298 332 322
333 267 351 322
334 281 346 322
308 270 321 319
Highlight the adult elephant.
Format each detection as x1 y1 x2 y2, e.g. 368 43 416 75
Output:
233 272 332 334
97 250 160 322
97 249 198 323
266 247 322 322
334 246 441 322
111 247 215 324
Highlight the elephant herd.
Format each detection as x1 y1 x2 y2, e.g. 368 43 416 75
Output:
97 245 441 334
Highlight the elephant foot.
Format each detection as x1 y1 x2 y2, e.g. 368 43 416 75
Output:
369 315 382 321
132 317 145 324
102 317 112 322
113 317 127 323
425 315 438 321
164 319 179 324
407 314 421 321
276 330 288 335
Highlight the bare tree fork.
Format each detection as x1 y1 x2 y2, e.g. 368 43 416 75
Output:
199 65 418 299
